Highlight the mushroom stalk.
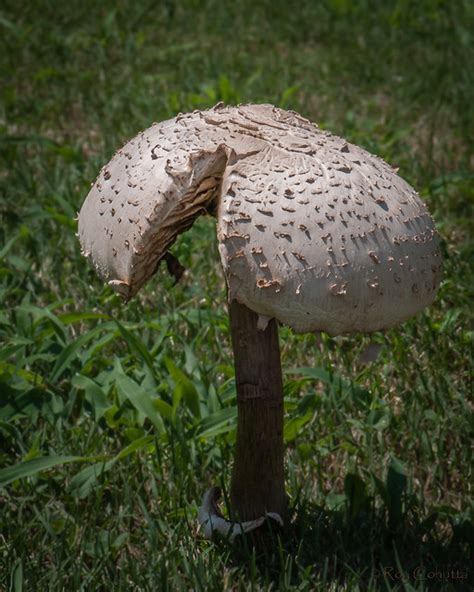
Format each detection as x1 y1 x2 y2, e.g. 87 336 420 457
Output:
229 300 287 523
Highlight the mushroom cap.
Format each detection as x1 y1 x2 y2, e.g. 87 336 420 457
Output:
78 103 442 335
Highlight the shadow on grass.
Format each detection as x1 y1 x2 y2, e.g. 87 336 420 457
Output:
218 500 473 591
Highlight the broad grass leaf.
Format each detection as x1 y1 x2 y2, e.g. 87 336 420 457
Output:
72 374 110 419
68 435 154 497
287 366 355 399
287 367 333 384
116 375 165 434
284 411 313 442
196 407 237 439
0 362 46 387
297 393 322 415
104 405 121 428
12 559 23 592
368 408 391 431
153 399 173 421
80 330 118 369
114 319 155 373
0 455 86 488
165 357 201 419
0 340 33 361
6 255 29 272
58 312 109 324
18 303 67 343
326 492 346 510
50 325 105 382
183 344 198 375
0 233 22 260
68 461 114 498
0 386 52 422
114 435 154 460
297 443 314 460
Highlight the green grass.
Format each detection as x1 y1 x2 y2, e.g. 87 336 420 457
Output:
0 0 473 590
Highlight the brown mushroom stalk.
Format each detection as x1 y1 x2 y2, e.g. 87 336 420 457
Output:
78 103 442 539
229 299 286 523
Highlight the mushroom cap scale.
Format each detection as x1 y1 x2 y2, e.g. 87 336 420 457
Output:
78 104 442 335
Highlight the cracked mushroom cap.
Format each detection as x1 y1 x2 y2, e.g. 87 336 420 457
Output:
78 103 442 335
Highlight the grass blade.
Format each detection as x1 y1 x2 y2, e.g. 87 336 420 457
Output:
0 455 88 488
116 374 165 434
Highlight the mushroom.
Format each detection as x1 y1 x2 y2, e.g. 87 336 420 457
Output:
78 103 442 536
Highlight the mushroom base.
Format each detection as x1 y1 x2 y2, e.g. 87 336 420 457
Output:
229 300 287 524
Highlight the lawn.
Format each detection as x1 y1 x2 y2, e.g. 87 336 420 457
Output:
0 1 472 590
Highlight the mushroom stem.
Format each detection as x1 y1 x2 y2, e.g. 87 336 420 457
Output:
228 300 287 524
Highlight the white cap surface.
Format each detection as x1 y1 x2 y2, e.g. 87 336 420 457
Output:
78 104 442 334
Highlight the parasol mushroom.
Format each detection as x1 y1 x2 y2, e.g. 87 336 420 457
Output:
78 103 442 536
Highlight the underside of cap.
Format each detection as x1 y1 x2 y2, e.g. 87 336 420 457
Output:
78 103 442 334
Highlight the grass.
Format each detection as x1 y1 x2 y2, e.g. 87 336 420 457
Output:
0 0 473 589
